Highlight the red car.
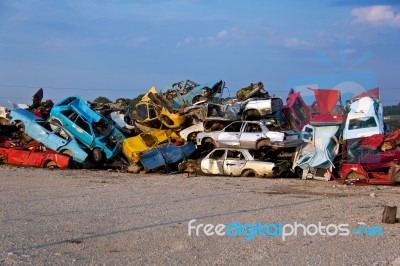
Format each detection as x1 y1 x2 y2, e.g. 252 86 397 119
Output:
308 88 344 126
0 140 70 168
341 130 400 185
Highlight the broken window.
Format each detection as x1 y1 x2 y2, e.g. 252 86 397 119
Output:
209 149 225 159
348 117 377 130
136 104 149 120
54 126 69 140
93 119 110 137
225 122 242 132
227 150 245 160
244 123 261 133
76 116 91 134
61 110 78 121
37 121 53 132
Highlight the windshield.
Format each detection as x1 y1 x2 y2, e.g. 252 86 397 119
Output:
93 118 111 137
348 117 377 130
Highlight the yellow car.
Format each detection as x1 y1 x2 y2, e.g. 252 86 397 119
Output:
122 129 183 163
135 87 186 129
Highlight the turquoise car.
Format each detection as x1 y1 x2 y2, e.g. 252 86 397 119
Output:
50 96 126 163
9 108 88 164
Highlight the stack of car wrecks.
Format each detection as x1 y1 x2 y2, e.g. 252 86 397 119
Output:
0 81 399 186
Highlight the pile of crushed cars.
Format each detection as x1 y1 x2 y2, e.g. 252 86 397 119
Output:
1 82 399 186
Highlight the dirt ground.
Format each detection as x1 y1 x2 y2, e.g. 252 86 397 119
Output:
0 165 399 265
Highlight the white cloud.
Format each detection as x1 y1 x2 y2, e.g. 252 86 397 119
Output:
216 30 228 39
176 29 242 48
283 37 312 48
284 37 299 48
176 36 195 48
351 5 400 27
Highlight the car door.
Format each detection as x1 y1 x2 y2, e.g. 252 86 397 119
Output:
223 150 247 176
203 149 226 175
217 122 244 147
71 115 95 147
7 149 27 165
239 122 263 149
42 123 70 152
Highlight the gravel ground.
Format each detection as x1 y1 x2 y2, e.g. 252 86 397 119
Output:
0 165 399 265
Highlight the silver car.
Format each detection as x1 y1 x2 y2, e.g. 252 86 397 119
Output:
196 121 302 150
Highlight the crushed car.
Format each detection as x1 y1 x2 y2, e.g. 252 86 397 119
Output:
292 124 341 181
343 88 384 142
196 120 301 152
200 148 288 177
139 142 196 173
282 89 309 131
308 88 344 126
122 129 183 165
159 80 225 108
49 96 126 163
340 129 400 185
0 140 70 168
236 82 269 101
180 102 242 141
9 108 88 164
135 87 186 130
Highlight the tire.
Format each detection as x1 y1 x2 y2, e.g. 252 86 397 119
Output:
187 132 198 143
346 171 366 181
15 121 25 132
243 110 261 120
44 160 58 169
202 138 216 153
51 118 63 126
256 139 271 149
92 148 103 163
0 154 7 164
242 169 256 177
61 150 73 157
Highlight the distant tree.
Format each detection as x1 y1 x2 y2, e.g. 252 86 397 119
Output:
129 94 145 107
93 96 112 104
383 104 400 116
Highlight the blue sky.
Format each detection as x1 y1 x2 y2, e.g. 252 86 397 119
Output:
0 0 399 107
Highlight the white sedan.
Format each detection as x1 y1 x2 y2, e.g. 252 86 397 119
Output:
196 120 301 150
201 148 287 177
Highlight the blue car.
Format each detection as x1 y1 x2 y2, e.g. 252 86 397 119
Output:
160 80 225 108
10 108 88 163
50 96 126 162
140 142 196 172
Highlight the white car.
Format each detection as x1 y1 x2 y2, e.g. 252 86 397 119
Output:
201 148 285 177
196 120 301 150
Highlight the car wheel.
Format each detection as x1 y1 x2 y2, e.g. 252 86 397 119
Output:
346 171 366 181
51 118 63 126
92 148 103 163
243 110 261 120
45 160 58 169
61 150 73 157
0 154 7 164
192 95 207 104
15 121 25 132
256 139 272 149
202 138 216 153
242 169 256 177
187 132 198 143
